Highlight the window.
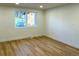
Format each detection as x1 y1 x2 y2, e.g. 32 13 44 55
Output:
27 12 36 27
15 10 26 28
15 10 36 28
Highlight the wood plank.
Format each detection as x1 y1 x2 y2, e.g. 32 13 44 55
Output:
0 36 79 56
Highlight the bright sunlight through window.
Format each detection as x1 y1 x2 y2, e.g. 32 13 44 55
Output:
15 10 36 28
27 12 36 26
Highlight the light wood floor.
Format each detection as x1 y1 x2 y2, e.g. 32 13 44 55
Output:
0 36 79 56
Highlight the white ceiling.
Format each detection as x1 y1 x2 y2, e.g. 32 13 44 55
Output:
0 3 67 10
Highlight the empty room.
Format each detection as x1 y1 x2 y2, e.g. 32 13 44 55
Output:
0 3 79 56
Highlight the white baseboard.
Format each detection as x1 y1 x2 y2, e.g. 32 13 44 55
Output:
45 34 79 49
0 35 43 42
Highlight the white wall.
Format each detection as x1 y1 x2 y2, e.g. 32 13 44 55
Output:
45 4 79 48
1 4 79 48
0 6 45 42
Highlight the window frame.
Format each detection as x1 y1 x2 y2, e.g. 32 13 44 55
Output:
15 10 37 28
15 10 27 28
